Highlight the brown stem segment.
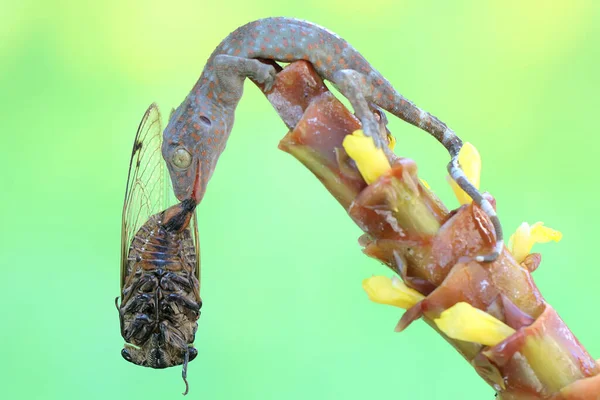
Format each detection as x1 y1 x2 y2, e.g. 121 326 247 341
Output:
258 61 599 399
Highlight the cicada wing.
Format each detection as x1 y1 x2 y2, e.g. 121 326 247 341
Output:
120 103 169 290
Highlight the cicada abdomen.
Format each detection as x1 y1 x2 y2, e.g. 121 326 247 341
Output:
118 104 201 395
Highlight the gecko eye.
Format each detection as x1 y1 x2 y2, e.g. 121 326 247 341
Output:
172 147 192 169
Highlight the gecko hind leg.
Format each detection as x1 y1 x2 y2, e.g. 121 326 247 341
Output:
213 54 277 105
332 70 393 157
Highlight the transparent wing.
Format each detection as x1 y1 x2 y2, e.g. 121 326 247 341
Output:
120 103 169 288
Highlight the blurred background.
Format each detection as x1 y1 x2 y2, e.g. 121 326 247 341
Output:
1 1 599 399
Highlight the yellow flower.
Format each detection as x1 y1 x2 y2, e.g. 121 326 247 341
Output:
446 142 481 205
343 130 392 184
362 276 425 309
508 222 562 264
434 302 515 347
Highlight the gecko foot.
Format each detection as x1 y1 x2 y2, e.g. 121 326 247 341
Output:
362 118 388 149
252 63 277 92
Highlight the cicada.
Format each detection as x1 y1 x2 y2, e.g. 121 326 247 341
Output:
117 103 201 395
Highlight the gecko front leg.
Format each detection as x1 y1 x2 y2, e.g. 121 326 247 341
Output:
161 55 277 204
213 55 277 107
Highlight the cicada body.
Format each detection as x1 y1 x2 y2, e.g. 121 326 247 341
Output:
118 104 201 395
119 202 200 367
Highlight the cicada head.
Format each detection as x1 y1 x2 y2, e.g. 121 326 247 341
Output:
161 199 196 233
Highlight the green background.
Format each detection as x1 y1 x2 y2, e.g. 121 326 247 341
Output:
2 1 598 399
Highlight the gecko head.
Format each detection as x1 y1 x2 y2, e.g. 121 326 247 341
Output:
162 107 213 204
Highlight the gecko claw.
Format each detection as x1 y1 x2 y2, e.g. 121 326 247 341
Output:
362 120 387 148
254 64 277 92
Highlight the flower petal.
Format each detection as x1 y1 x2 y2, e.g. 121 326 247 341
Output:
343 130 391 184
362 276 425 310
530 222 563 244
434 302 515 347
508 222 562 264
446 142 481 205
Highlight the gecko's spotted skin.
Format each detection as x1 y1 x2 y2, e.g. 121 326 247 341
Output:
162 17 503 261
